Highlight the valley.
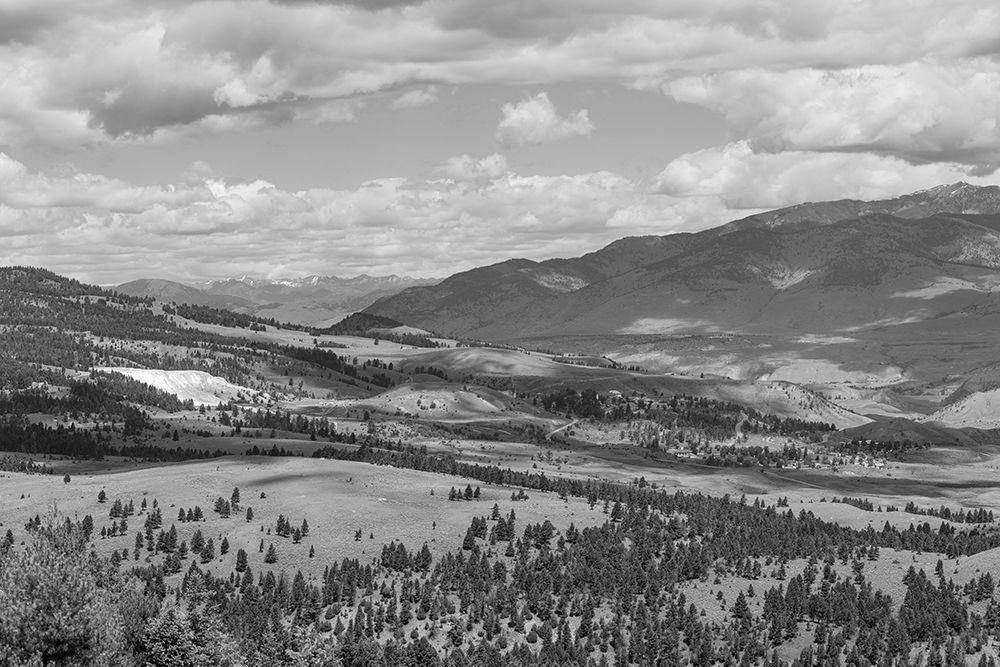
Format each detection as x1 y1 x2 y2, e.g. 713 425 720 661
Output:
6 188 1000 666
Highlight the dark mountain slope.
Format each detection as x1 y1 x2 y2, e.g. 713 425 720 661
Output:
366 187 1000 340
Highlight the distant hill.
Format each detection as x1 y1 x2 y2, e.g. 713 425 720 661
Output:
115 278 249 309
116 274 438 326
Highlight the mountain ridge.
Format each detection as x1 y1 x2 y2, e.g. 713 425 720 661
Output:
366 184 1000 340
364 184 1000 400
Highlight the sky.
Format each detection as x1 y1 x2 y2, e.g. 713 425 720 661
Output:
1 1 999 284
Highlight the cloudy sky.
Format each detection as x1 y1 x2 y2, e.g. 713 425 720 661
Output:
1 0 998 284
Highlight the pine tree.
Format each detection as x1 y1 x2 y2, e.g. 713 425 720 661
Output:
235 548 248 572
190 530 204 553
201 539 215 563
733 590 750 620
264 543 278 564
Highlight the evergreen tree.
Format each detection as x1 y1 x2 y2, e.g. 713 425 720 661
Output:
235 548 248 572
201 539 215 563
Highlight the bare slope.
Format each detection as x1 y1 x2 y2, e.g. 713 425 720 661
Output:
926 388 1000 429
95 367 260 406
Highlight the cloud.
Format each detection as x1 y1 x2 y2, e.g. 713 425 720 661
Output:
0 156 714 284
438 153 507 181
0 0 996 165
495 92 594 146
665 63 1000 167
0 153 203 212
1 0 998 286
389 86 439 109
654 141 995 210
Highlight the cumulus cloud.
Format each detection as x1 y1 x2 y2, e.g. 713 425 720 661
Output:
0 0 997 170
0 157 713 284
495 93 594 146
665 63 1000 167
654 141 995 210
0 153 203 212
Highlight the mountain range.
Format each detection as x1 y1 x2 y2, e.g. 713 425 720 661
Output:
117 274 437 327
365 183 1000 401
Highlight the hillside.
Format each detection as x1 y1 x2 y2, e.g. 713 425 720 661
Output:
367 209 1000 340
926 388 1000 429
365 186 1000 398
94 368 261 407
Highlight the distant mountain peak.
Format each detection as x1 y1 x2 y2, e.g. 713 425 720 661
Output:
212 273 425 289
915 181 972 196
